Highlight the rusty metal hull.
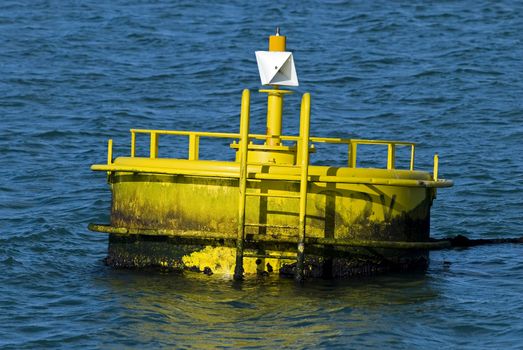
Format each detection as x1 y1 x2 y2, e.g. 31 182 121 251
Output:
96 161 436 278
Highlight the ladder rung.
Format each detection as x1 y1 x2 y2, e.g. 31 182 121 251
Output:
244 223 299 229
247 162 300 168
244 253 297 260
253 173 302 181
245 192 300 199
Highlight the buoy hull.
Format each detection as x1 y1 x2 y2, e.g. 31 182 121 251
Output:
98 158 435 278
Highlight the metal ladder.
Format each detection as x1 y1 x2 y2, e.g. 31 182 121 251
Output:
234 90 311 282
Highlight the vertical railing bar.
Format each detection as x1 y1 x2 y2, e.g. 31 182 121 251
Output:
349 142 357 168
150 131 158 159
188 133 199 160
410 144 415 171
387 143 396 170
195 135 200 160
433 153 439 181
131 131 136 158
107 139 113 165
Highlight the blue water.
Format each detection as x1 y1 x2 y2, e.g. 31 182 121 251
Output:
1 0 523 348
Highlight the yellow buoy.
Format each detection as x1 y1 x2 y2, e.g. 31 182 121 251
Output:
89 29 453 280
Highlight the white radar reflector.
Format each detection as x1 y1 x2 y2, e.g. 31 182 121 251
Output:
255 51 299 86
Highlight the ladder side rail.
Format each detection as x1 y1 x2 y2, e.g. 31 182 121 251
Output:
296 92 311 282
234 89 251 281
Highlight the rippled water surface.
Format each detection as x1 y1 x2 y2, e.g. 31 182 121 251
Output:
1 1 523 348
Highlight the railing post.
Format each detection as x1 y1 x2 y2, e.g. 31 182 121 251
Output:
150 132 158 159
410 144 415 171
131 131 136 158
107 139 113 165
348 142 357 168
387 143 396 170
433 153 439 181
188 134 199 160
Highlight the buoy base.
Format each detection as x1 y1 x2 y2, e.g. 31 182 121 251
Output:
104 233 429 279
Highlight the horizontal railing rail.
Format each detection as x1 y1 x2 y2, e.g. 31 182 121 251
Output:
126 128 417 170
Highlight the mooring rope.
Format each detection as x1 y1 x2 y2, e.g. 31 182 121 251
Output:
431 234 523 249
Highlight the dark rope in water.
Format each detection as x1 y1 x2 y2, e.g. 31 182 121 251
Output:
432 235 523 249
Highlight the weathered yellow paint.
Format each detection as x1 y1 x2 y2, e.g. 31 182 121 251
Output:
91 130 450 276
182 246 292 276
89 31 453 277
106 169 431 239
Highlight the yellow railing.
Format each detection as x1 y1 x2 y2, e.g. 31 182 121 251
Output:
130 129 239 160
127 128 416 171
300 136 415 170
126 87 415 171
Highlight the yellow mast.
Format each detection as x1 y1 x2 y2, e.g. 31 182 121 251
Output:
263 28 292 147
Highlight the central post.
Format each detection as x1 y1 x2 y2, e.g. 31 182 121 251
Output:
262 88 292 146
261 31 291 147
